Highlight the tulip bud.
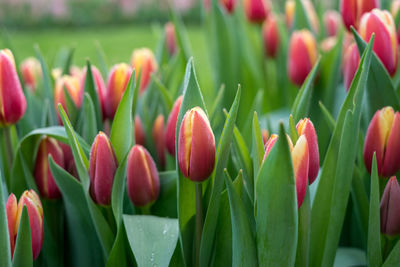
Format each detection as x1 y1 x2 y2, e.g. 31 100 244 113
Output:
244 0 270 24
340 0 379 30
359 9 398 76
165 96 183 156
127 145 160 207
342 42 360 91
134 115 146 146
364 107 400 177
165 22 177 56
380 176 400 236
0 49 27 126
262 129 269 145
288 29 318 86
153 115 166 167
285 0 295 29
285 0 319 33
131 48 158 94
297 118 319 184
178 107 215 182
220 0 235 14
6 190 44 260
20 57 42 92
324 10 342 37
34 137 64 199
89 132 118 205
262 14 280 58
54 75 83 122
81 65 107 118
104 63 132 119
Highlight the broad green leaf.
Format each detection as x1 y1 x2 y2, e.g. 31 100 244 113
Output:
367 154 382 266
295 188 310 267
83 61 103 129
334 248 367 267
200 87 241 267
124 215 179 267
12 207 32 267
0 174 11 267
106 226 128 267
81 93 98 144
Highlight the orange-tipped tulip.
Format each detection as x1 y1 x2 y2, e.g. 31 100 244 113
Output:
134 115 146 146
285 0 295 29
131 48 158 94
263 14 280 58
153 115 166 167
165 96 183 156
288 30 318 86
285 0 319 33
81 66 107 118
104 63 132 119
0 49 27 126
244 0 269 24
364 107 400 177
324 10 342 37
34 137 64 199
343 42 360 91
380 176 400 236
220 0 235 14
297 118 319 184
359 9 398 76
178 107 215 182
6 190 43 260
127 145 160 207
20 57 42 92
54 74 83 122
165 22 177 56
340 0 379 30
89 132 118 206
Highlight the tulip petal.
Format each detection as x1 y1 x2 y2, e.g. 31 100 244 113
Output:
382 112 400 177
380 176 400 235
291 135 309 208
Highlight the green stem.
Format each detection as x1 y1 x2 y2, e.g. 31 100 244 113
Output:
195 183 203 267
140 206 151 215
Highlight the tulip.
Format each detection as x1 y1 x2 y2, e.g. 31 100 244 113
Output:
34 137 64 199
54 74 83 122
380 176 400 236
297 118 319 184
165 22 177 56
20 57 42 92
59 142 78 179
340 0 379 30
320 37 337 52
165 96 183 156
364 107 400 177
178 107 215 182
285 0 319 33
134 115 146 146
6 190 44 260
342 42 360 91
288 29 318 86
81 65 107 118
89 132 118 205
104 63 132 119
263 134 278 161
285 0 295 29
127 145 160 207
153 115 166 167
262 14 280 58
69 66 83 80
220 0 235 14
244 0 269 24
0 49 27 126
391 0 400 43
324 10 342 37
359 9 398 76
262 129 269 145
51 68 62 81
131 48 158 94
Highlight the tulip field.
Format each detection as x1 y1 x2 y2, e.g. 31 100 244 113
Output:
3 0 400 266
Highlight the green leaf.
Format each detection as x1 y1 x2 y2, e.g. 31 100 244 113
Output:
151 171 178 218
106 226 128 267
0 174 11 267
383 240 400 267
62 47 75 75
251 111 264 193
256 123 298 266
200 87 241 267
111 156 128 225
295 188 310 267
12 207 32 267
123 215 179 267
318 101 336 132
334 248 367 267
152 74 174 111
367 154 382 266
84 61 103 129
224 170 257 267
81 93 98 144
293 0 313 32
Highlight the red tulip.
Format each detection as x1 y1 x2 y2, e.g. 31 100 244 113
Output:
263 134 278 161
220 0 235 13
134 115 146 146
244 0 270 24
380 176 400 236
340 0 379 30
342 42 360 91
153 115 166 167
262 129 269 145
81 65 107 118
54 74 83 122
20 57 42 92
131 48 158 94
324 10 342 37
165 22 177 56
297 118 319 184
262 14 280 58
165 96 183 156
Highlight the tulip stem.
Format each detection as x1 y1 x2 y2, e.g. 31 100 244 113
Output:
195 183 203 267
3 126 14 168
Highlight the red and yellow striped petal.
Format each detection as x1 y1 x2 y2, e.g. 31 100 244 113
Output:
291 135 309 208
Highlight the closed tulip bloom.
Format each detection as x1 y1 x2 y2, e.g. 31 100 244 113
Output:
178 107 215 182
105 63 132 119
343 42 360 91
297 118 319 184
165 96 183 156
134 115 146 146
359 9 398 76
89 132 118 205
324 10 342 37
153 115 166 167
364 107 400 177
131 48 158 94
20 57 42 92
288 30 318 86
220 0 235 13
34 137 64 199
340 0 378 30
127 145 160 207
380 176 400 236
6 190 44 260
0 49 27 126
165 22 177 56
285 0 295 29
81 66 107 118
54 75 83 122
244 0 269 24
263 14 280 58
